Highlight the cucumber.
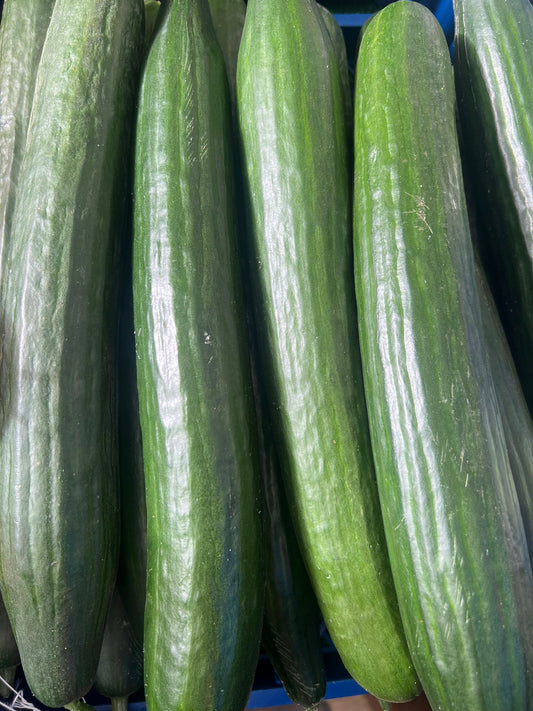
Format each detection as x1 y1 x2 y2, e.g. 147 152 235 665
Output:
207 0 246 113
352 3 533 709
143 0 160 49
236 0 419 702
453 0 533 415
475 256 533 559
93 588 143 711
317 3 353 148
0 598 18 689
115 55 147 654
0 0 144 706
260 425 326 710
133 1 264 709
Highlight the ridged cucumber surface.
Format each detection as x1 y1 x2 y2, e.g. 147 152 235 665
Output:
0 2 51 676
0 0 55 276
0 0 144 706
317 3 353 151
237 0 419 702
475 256 533 560
133 1 264 709
352 3 533 709
453 0 533 415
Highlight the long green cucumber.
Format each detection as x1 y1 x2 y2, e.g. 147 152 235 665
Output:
352 3 533 709
475 256 533 559
114 21 148 649
115 228 147 652
133 1 264 709
93 588 143 711
208 6 326 704
236 0 419 702
317 3 353 149
0 0 144 706
143 0 160 48
453 0 533 416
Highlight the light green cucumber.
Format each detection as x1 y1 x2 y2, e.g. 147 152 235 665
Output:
353 3 533 709
237 0 419 702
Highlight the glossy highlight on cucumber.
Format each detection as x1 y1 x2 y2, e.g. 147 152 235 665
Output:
133 1 264 709
353 3 533 708
237 0 419 701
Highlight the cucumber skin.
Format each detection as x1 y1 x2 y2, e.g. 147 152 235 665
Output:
0 0 55 283
207 0 246 112
133 1 264 709
317 3 353 153
453 0 533 416
0 0 144 706
353 3 533 709
475 257 533 561
0 0 55 676
260 427 326 709
208 1 327 704
237 0 419 702
93 588 143 705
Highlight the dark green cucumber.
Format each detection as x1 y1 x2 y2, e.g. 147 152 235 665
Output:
207 0 246 112
0 598 18 688
143 0 160 49
115 229 147 652
352 3 533 709
93 588 143 711
208 7 326 704
0 664 17 699
0 0 144 706
237 0 419 702
260 427 326 710
114 35 147 651
475 256 533 559
453 0 533 415
133 1 264 709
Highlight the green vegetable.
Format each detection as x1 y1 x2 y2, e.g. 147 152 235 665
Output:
237 0 419 702
208 5 326 703
352 3 533 709
93 589 143 711
260 424 326 709
317 3 353 146
143 0 160 49
0 0 144 706
475 256 533 560
207 0 246 112
133 0 264 709
453 0 533 415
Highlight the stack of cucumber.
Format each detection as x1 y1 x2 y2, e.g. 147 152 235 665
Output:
0 0 531 710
